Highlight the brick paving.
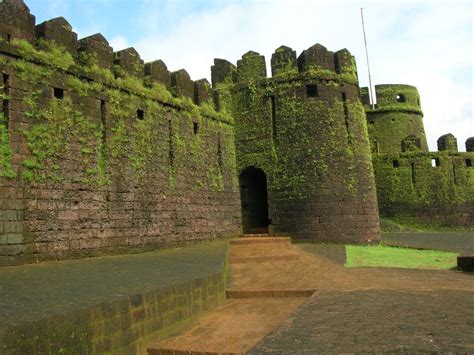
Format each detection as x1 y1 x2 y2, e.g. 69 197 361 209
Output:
251 290 474 353
383 231 474 254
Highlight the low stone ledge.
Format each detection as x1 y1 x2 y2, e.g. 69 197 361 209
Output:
457 255 474 272
226 289 315 299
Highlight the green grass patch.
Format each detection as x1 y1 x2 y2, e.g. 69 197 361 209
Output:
345 245 458 270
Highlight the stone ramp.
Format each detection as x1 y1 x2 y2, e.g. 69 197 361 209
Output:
148 236 316 354
148 298 306 354
229 237 300 264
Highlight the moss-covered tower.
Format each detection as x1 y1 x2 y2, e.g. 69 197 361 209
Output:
362 84 428 154
213 44 380 243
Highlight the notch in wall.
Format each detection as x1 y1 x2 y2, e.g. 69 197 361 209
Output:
217 132 223 172
168 119 174 166
270 96 277 143
306 85 318 98
2 73 9 127
53 87 64 100
396 94 406 103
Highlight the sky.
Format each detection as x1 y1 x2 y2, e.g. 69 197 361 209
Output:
25 0 473 152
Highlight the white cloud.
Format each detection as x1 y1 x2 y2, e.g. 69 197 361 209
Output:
109 36 130 52
124 0 472 151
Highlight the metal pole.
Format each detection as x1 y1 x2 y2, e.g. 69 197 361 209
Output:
361 8 375 109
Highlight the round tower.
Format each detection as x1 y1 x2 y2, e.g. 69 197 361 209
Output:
362 84 428 154
214 44 380 243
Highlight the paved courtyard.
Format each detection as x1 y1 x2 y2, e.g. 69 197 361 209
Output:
1 233 473 353
151 233 474 353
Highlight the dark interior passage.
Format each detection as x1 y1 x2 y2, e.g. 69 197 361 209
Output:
239 167 269 234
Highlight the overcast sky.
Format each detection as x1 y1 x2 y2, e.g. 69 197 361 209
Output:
26 0 473 151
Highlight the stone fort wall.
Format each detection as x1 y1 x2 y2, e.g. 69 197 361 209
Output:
2 0 471 266
362 85 474 227
0 0 242 266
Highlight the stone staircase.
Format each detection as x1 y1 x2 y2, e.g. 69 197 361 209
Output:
147 234 317 354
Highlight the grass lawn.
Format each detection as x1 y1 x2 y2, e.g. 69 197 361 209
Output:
345 245 458 270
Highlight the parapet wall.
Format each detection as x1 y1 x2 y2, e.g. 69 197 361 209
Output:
373 148 474 226
0 0 241 266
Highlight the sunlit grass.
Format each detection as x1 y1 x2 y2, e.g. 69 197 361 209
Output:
345 245 458 270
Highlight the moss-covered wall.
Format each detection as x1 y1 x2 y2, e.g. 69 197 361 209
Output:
214 45 380 243
372 151 474 226
0 1 241 266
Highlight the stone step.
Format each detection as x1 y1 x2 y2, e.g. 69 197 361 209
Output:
230 237 291 245
226 289 316 299
148 349 227 355
229 254 300 264
239 233 269 238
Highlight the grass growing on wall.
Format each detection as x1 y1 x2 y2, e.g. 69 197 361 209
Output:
345 245 458 270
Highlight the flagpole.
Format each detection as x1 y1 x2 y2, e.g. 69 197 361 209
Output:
361 8 375 109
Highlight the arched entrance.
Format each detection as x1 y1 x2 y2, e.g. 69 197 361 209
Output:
239 167 269 234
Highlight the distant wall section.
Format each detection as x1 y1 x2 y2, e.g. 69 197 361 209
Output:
364 83 474 227
362 84 428 155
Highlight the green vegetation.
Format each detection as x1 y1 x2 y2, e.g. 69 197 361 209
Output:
345 245 458 269
0 39 237 191
0 112 16 178
373 152 474 223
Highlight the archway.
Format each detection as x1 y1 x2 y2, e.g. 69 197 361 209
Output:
239 167 269 234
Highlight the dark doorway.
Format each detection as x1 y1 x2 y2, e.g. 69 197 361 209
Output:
239 167 269 234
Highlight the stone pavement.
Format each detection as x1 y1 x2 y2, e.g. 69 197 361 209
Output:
251 289 474 353
0 241 228 327
383 231 474 254
149 234 474 354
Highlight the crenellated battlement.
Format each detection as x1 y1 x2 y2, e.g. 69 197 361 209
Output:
466 137 474 152
0 0 227 111
362 84 422 114
36 17 77 55
211 43 358 88
114 47 144 79
0 0 35 43
437 133 458 152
